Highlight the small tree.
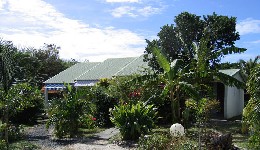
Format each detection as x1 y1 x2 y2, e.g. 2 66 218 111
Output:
47 84 94 138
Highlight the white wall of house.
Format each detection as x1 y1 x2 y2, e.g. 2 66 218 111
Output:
224 73 244 119
224 85 244 119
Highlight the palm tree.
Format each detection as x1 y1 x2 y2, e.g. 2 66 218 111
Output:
239 55 260 78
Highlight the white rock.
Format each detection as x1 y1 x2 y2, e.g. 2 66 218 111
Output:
170 123 185 136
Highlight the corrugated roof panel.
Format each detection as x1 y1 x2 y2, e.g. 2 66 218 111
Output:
115 55 148 76
77 57 137 80
44 62 100 84
219 69 240 77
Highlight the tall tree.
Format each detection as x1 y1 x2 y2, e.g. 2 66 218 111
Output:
144 12 243 72
15 44 77 88
0 39 17 146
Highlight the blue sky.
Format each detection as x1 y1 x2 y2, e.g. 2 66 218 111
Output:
0 0 259 62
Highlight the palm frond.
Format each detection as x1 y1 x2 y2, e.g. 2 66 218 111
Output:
215 72 245 89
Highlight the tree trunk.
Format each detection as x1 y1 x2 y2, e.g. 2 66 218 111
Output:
171 90 180 123
3 107 9 149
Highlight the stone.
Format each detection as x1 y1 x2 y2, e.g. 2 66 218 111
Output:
170 123 185 136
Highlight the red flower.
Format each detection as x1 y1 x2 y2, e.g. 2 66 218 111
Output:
92 117 97 121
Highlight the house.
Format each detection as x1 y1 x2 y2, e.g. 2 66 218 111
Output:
43 55 148 103
215 69 245 119
44 56 245 119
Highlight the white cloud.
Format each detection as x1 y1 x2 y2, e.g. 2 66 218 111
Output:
137 6 161 17
106 0 139 3
0 0 146 62
236 18 260 35
111 6 137 18
110 5 163 18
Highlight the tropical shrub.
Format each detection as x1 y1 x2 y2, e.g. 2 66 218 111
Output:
138 133 170 150
46 84 94 138
243 64 260 149
6 83 44 124
110 101 157 140
138 133 197 150
0 83 44 122
79 114 96 129
185 98 219 124
0 122 23 144
185 98 219 148
91 86 117 127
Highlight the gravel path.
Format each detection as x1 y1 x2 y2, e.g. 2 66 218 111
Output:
24 124 135 150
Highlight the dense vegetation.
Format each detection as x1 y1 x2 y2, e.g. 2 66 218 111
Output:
0 11 259 149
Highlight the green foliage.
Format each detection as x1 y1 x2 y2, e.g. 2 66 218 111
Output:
79 114 96 129
239 56 260 77
47 84 94 138
138 133 197 150
150 42 197 123
91 86 117 127
14 44 77 88
0 39 16 92
185 98 219 149
186 98 219 124
0 122 23 143
0 139 7 150
110 101 157 140
144 12 245 72
1 83 44 124
1 140 39 150
243 64 260 149
138 133 170 150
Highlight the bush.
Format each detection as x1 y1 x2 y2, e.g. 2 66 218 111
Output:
0 83 44 125
243 64 260 149
91 86 117 127
110 101 157 140
0 122 23 143
47 84 94 138
79 114 96 129
138 133 197 150
138 133 170 150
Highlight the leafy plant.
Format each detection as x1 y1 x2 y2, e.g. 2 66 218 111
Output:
138 133 170 150
185 98 219 149
243 63 260 149
47 84 94 138
110 101 157 140
4 83 44 124
91 85 117 127
79 114 96 129
138 133 197 150
149 42 197 123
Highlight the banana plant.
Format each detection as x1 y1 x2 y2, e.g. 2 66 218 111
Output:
149 41 198 123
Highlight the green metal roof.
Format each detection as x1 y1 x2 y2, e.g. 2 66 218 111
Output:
77 57 138 80
44 56 243 85
219 69 240 77
115 55 148 76
44 62 100 84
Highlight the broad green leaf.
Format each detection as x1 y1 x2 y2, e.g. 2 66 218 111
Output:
151 45 170 73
